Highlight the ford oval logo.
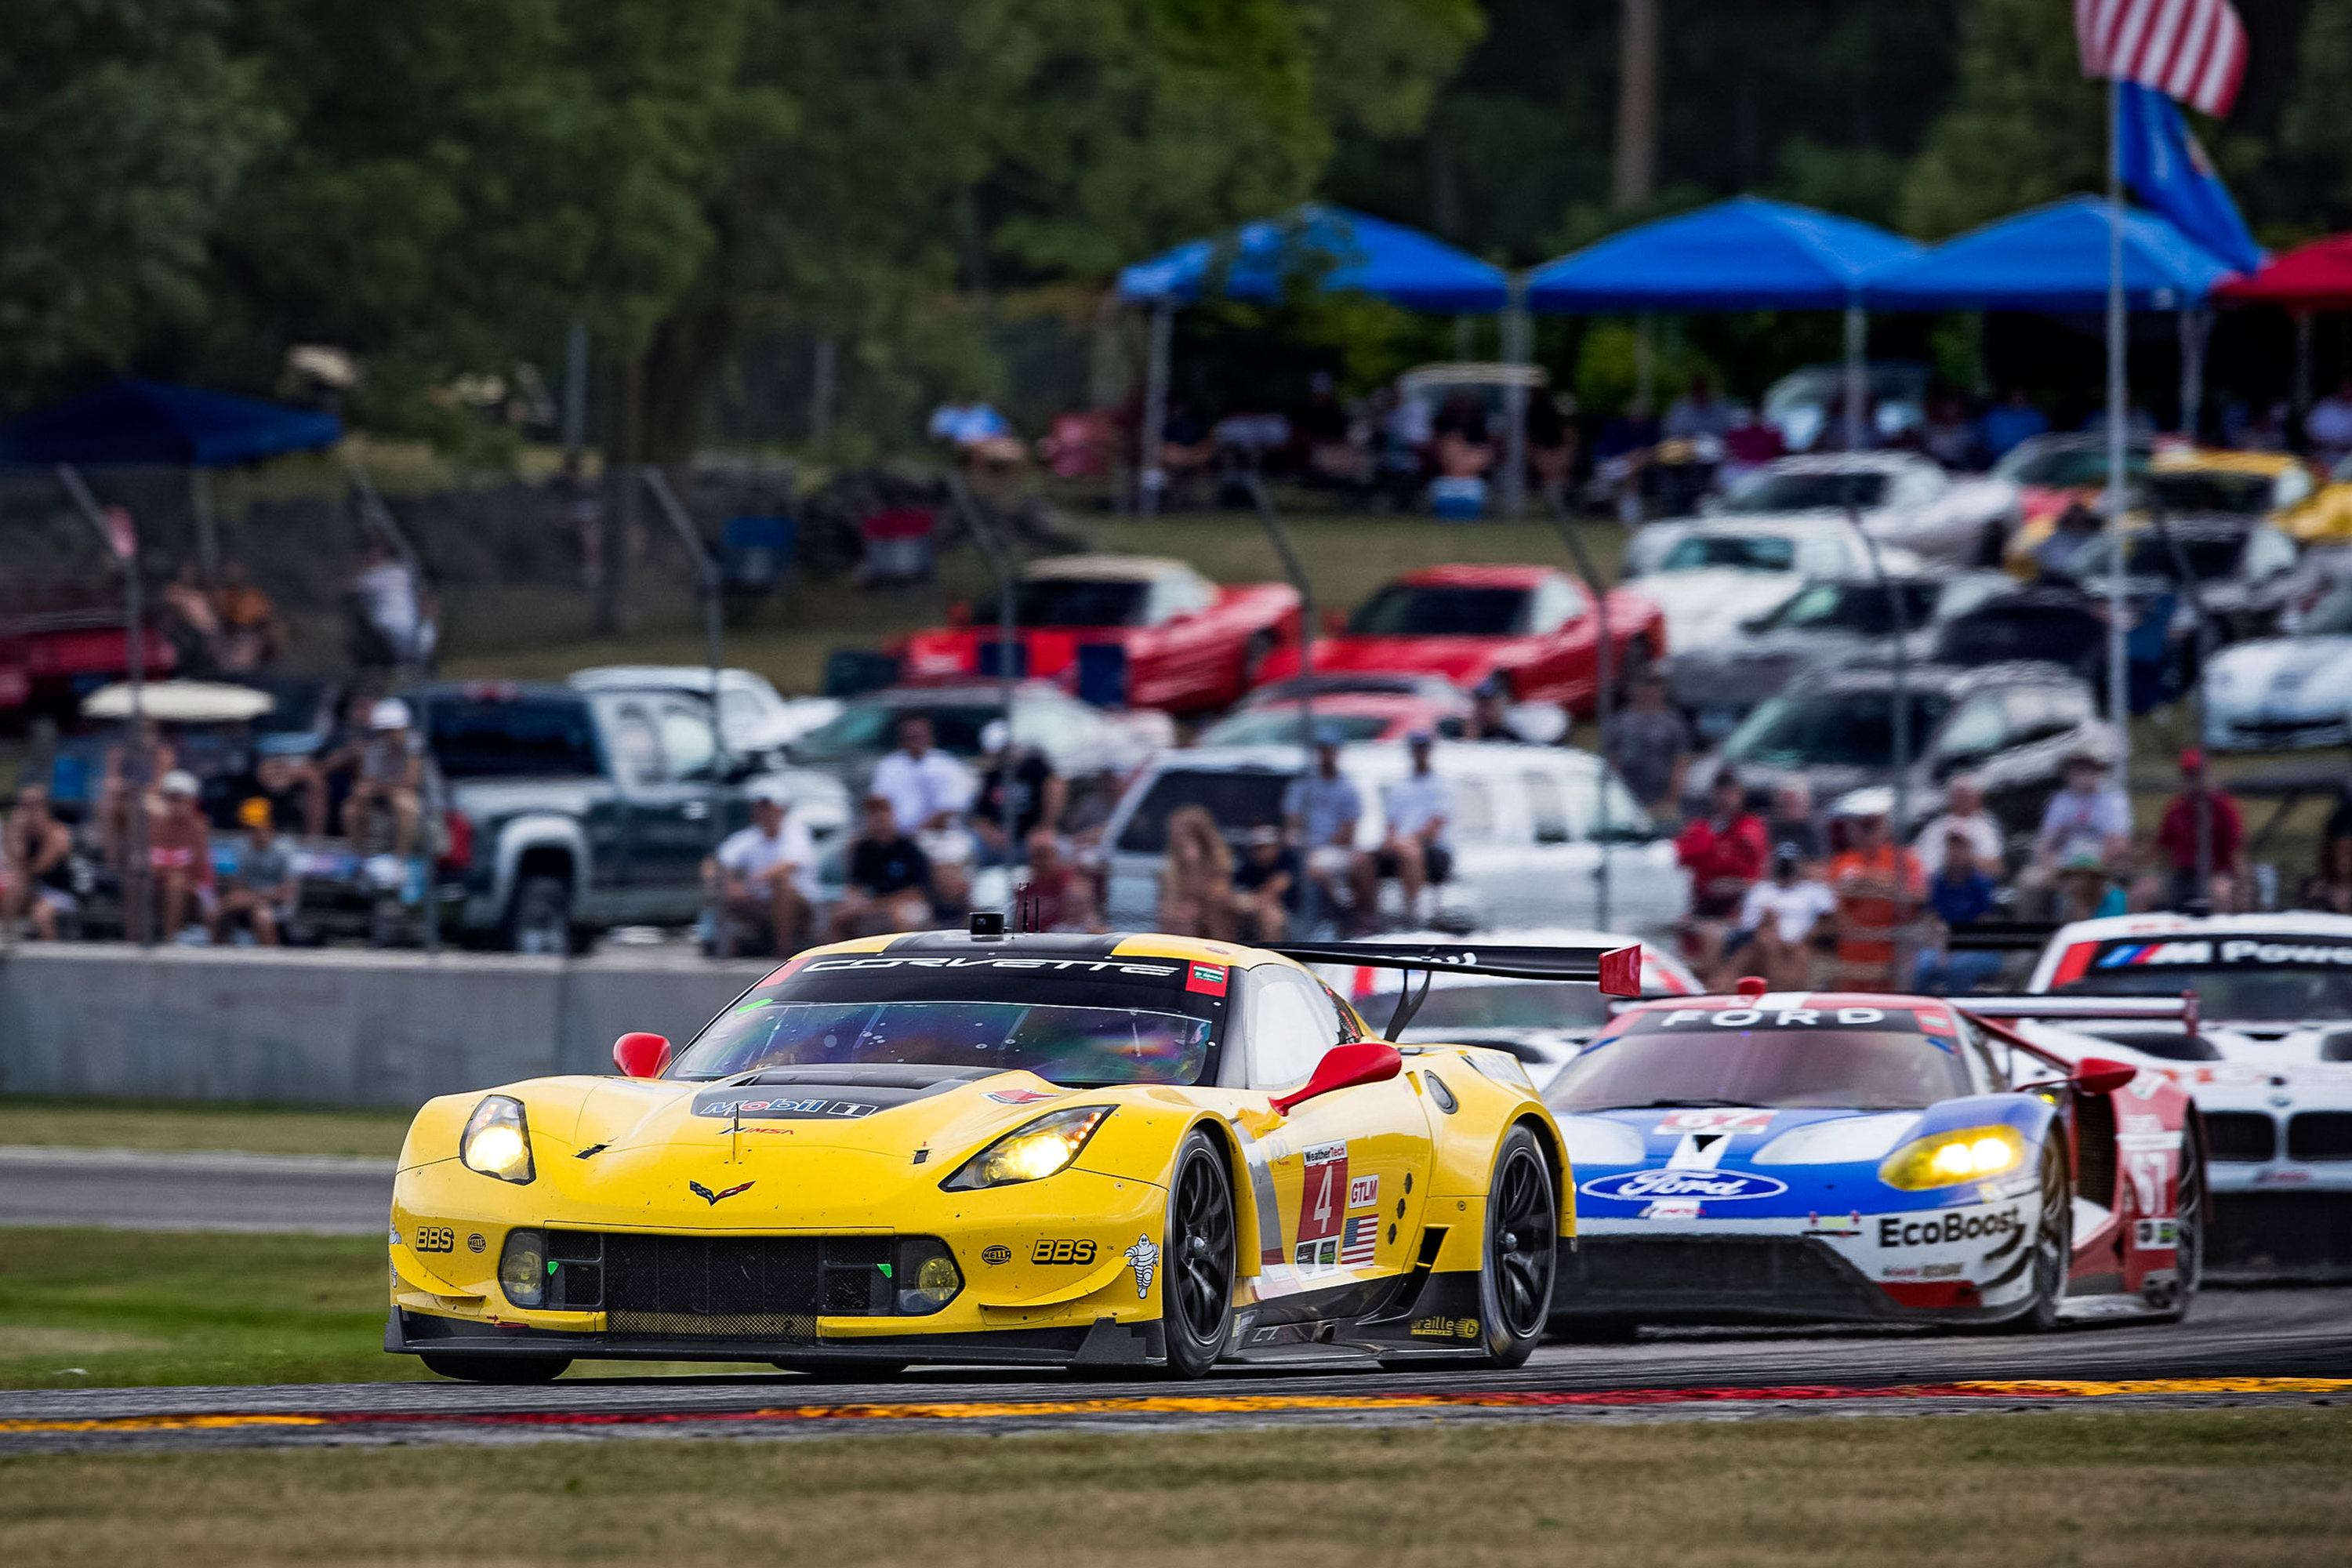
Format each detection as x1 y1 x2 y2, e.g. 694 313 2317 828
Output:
1580 1169 1790 1203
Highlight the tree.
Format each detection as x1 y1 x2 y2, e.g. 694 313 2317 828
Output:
1900 0 2103 238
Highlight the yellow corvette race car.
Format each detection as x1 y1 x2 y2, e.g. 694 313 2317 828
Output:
386 923 1639 1381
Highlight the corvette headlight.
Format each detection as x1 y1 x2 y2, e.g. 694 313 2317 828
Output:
940 1106 1111 1191
460 1095 535 1184
1879 1125 2027 1190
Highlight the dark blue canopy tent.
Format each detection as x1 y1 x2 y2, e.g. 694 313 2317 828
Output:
0 376 343 467
1859 195 2237 312
1524 197 1925 452
1117 206 1508 515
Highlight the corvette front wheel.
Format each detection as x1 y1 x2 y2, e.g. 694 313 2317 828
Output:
1160 1130 1236 1377
1474 1125 1556 1367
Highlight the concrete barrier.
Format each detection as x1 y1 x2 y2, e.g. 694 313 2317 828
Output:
0 945 775 1108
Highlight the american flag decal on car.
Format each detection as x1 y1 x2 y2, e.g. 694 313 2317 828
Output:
1341 1214 1378 1268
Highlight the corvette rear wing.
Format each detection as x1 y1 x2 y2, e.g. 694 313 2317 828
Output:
1269 941 1642 1042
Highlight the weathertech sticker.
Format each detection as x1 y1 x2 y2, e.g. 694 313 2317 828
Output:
1185 963 1229 996
1298 1142 1349 1247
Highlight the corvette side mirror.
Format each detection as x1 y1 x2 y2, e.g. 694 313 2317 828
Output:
613 1032 672 1079
2072 1056 2138 1095
1270 1041 1403 1116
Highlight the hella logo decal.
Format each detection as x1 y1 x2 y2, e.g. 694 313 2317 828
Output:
1580 1169 1790 1203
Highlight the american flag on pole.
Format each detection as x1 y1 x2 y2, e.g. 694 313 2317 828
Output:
2077 0 2249 118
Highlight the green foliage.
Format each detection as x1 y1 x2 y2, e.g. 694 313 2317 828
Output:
1573 319 1719 416
2281 0 2352 230
1900 0 2103 238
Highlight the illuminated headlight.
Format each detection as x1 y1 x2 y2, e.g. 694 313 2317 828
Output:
1879 1125 2027 1190
940 1106 1111 1191
893 1237 964 1315
460 1095 535 1184
498 1229 546 1308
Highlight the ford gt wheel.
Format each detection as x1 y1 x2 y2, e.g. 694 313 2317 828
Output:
2000 1149 2072 1334
2151 1127 2205 1322
419 1353 570 1384
1475 1125 1555 1367
1162 1130 1236 1377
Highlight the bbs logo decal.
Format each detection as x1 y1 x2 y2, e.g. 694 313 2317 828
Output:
1030 1239 1098 1265
411 1226 456 1254
1581 1170 1788 1202
1877 1207 2020 1247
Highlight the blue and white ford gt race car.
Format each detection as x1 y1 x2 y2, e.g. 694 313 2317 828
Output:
1544 985 2205 1334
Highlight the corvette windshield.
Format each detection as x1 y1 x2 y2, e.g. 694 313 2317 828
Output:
1547 1013 1969 1113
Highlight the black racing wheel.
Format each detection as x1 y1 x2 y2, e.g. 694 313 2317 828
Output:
418 1353 570 1384
1999 1145 2073 1334
1161 1129 1236 1377
1475 1124 1556 1367
2151 1124 2205 1321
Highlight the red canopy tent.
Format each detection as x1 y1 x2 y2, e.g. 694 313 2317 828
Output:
2214 234 2352 308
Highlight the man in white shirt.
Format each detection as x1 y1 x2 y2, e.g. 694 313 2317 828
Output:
1373 731 1453 924
2034 750 2131 873
1728 847 1836 991
1909 774 2004 877
704 781 818 956
1283 727 1365 926
869 714 975 837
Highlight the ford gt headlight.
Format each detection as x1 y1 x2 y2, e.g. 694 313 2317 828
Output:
460 1095 535 1184
941 1106 1112 1191
1879 1125 2027 1190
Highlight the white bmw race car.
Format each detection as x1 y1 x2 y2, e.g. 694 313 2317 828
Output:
2023 911 2352 1280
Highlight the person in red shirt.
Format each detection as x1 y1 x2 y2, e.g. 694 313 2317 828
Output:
2156 748 2245 914
1826 789 1926 993
1677 771 1768 985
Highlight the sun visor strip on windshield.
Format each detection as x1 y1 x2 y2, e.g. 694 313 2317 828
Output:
1268 942 1639 996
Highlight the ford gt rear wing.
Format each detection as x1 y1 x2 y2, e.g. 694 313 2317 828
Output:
1270 940 1642 1041
1962 996 2195 1021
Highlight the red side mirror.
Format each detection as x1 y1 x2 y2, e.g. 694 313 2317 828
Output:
2073 1056 2139 1095
613 1032 672 1079
1270 1041 1404 1116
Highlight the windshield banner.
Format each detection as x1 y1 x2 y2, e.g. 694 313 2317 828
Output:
1621 1006 1931 1034
2088 937 2352 971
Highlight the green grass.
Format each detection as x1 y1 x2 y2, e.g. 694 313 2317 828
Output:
0 1098 416 1160
3 1409 2350 1566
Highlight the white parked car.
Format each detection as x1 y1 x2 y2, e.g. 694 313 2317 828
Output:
1621 515 1920 653
2201 580 2352 753
1098 742 1682 936
570 666 840 761
1702 452 2019 565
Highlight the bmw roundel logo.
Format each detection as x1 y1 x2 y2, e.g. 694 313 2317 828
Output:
1580 1169 1790 1203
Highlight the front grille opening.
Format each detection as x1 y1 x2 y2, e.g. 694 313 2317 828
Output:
543 1231 903 1339
2288 1112 2352 1162
2204 1112 2277 1163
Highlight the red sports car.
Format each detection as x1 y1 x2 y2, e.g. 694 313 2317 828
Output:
898 555 1299 713
1266 564 1664 717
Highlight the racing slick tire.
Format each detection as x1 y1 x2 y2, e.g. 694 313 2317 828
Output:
418 1353 570 1385
2149 1125 2205 1323
1996 1147 2073 1334
1160 1128 1237 1378
1475 1124 1557 1368
501 874 575 956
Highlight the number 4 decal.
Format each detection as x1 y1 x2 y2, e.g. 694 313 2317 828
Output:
1297 1142 1348 1246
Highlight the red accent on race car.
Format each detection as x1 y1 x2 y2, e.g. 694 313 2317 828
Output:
1599 946 1643 998
1185 962 1229 996
1877 1279 1983 1309
1296 1145 1348 1246
2050 941 2100 988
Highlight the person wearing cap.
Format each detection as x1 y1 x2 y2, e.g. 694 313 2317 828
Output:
2156 748 2245 913
1826 789 1925 992
2033 749 2130 902
1282 726 1364 928
2056 843 2126 922
870 713 976 839
216 797 297 946
970 718 1063 869
3 783 76 942
344 697 423 858
1727 843 1835 991
148 770 216 942
1374 731 1453 925
1675 771 1767 981
1231 823 1299 942
1909 774 2002 879
706 780 819 956
1462 674 1520 743
830 793 936 942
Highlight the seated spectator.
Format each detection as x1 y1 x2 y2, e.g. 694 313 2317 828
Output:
1762 780 1824 873
213 563 285 673
1283 728 1363 929
1037 409 1116 479
1909 774 2002 878
1727 846 1835 991
2028 750 2129 913
2034 502 2103 579
1592 401 1660 524
1610 675 1690 820
345 699 423 858
1431 391 1494 479
1157 805 1237 939
2154 748 2245 913
705 781 817 957
1231 825 1298 943
1527 390 1577 509
149 771 216 943
1664 374 1730 441
1462 674 1524 744
160 561 223 678
1912 829 2005 995
1017 830 1098 933
1157 404 1215 507
829 794 935 941
216 797 297 946
254 750 328 838
1297 373 1360 488
1676 771 1767 981
1976 390 2049 464
3 784 76 941
2056 844 2126 922
871 714 975 839
1370 731 1451 926
1826 789 1924 992
970 720 1064 868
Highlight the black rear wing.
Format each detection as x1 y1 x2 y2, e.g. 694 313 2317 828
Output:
1270 940 1642 1042
1960 993 2201 1054
1942 921 2060 953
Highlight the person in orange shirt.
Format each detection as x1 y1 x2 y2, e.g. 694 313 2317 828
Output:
1826 789 1925 993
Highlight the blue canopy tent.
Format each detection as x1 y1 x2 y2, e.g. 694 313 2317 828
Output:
1859 195 2236 313
0 376 343 468
1524 197 1926 452
1116 205 1509 515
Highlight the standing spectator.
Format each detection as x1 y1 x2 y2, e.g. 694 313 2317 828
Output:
1912 830 2005 995
1462 674 1523 743
149 771 215 943
346 699 423 859
870 714 975 839
2299 833 2352 914
350 540 422 673
2155 748 2245 913
98 717 175 868
706 780 818 957
970 719 1064 867
1527 391 1577 510
1728 846 1835 991
1231 825 1299 942
1156 805 1238 940
213 563 285 673
215 797 296 946
1017 830 1098 933
1720 407 1787 488
1762 780 1824 871
1297 373 1359 488
1826 789 1924 992
1675 771 1768 982
1909 774 2003 877
1609 674 1690 820
1664 374 1730 441
1593 400 1661 524
160 561 223 677
1372 731 1452 926
830 794 935 940
1431 390 1495 477
3 784 76 941
1283 728 1363 927
2310 378 2352 470
2034 750 2132 889
1976 390 2049 463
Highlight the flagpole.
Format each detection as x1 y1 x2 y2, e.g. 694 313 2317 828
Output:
2105 77 2132 802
